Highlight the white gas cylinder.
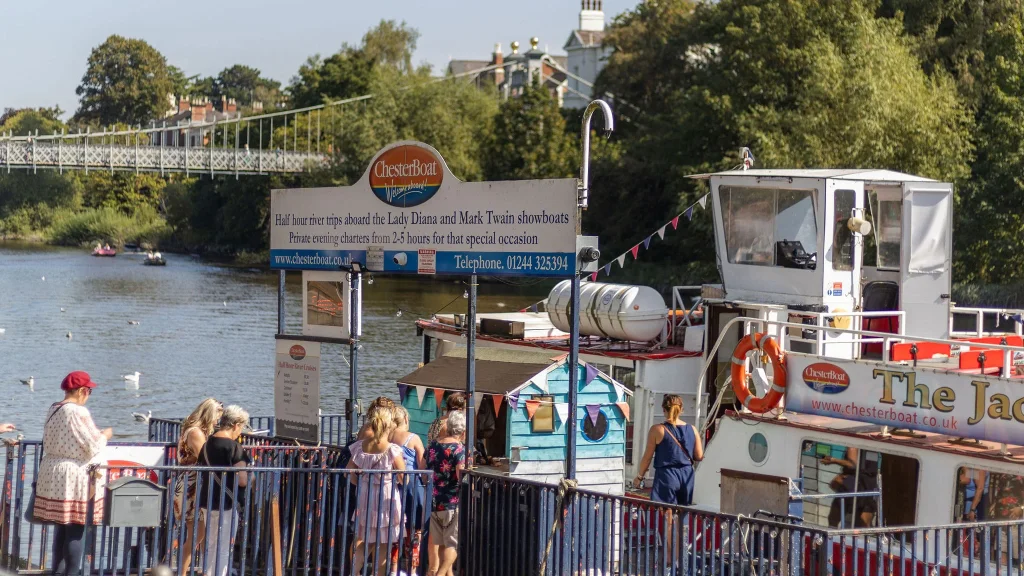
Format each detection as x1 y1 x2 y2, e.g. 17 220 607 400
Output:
547 280 669 342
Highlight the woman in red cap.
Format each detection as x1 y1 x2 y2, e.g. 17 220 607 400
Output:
33 371 113 576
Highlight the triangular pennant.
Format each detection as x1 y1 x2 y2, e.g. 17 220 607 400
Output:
643 236 652 250
531 303 539 313
525 399 541 421
602 263 612 276
684 206 694 221
698 194 708 209
615 401 630 422
508 392 519 410
586 405 601 427
473 393 484 412
590 271 598 282
554 403 569 425
491 394 504 416
434 388 445 411
584 363 598 386
656 226 667 240
630 245 640 259
614 383 624 402
616 254 626 268
415 385 428 407
671 216 680 230
397 384 409 403
533 374 548 393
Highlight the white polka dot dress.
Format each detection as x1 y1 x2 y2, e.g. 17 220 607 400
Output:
34 402 107 525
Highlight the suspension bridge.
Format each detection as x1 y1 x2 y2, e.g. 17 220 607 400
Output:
0 55 604 177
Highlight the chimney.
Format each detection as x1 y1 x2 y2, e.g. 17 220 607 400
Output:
190 98 205 122
580 0 605 32
226 98 237 114
252 101 264 113
219 95 227 112
178 97 190 113
492 43 504 86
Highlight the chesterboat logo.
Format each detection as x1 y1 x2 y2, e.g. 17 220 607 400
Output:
289 345 306 361
368 145 443 207
802 362 850 394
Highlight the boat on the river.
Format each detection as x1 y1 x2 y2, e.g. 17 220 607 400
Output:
143 252 166 266
417 168 1024 572
91 246 116 257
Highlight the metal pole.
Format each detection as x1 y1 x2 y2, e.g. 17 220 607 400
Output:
210 119 215 176
566 275 580 480
277 270 286 334
348 270 361 443
84 128 88 174
466 275 478 465
579 100 614 209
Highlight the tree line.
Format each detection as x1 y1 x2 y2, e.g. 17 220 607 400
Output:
1 0 1023 297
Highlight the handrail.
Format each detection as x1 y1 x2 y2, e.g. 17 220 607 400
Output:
950 305 1024 337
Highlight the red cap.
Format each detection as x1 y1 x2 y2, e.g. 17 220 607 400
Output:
61 371 97 391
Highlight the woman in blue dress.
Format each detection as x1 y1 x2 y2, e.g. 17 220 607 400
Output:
633 394 704 504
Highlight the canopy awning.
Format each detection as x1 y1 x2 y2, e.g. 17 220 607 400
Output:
397 348 556 395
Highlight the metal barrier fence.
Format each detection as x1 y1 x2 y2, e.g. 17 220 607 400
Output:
461 470 1024 576
1 444 431 576
148 413 351 447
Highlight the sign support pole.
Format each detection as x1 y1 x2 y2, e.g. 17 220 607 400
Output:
465 274 477 466
566 275 580 480
348 270 361 443
277 271 286 333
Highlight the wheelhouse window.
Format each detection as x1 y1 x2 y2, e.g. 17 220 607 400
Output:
952 466 1024 524
869 191 902 270
798 440 919 528
720 186 817 269
833 190 855 272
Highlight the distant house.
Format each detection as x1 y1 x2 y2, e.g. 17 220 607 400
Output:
446 1 609 109
151 96 243 147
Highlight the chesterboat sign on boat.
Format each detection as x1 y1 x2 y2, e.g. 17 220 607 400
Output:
787 352 1024 444
269 141 578 276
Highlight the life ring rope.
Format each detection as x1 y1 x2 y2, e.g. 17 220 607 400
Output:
730 332 787 413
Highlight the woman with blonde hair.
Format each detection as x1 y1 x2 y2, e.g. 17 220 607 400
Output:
174 398 223 575
634 394 703 505
348 397 405 574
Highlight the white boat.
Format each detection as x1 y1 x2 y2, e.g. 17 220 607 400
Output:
419 168 1024 571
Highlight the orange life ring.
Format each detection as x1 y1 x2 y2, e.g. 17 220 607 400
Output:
730 332 787 413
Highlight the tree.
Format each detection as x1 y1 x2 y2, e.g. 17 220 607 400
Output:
75 35 174 125
0 107 65 136
362 20 419 73
483 78 576 181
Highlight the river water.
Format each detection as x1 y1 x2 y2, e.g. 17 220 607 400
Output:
0 243 551 441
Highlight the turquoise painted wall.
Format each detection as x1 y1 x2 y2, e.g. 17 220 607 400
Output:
403 388 442 439
506 363 626 462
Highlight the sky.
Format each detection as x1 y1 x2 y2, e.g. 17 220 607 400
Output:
0 0 635 117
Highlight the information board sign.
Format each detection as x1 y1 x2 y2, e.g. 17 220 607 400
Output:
301 271 350 339
274 340 321 443
270 141 578 276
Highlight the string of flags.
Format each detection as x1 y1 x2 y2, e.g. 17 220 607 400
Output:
587 192 709 283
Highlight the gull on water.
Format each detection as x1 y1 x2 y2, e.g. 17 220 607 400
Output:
0 328 5 334
132 410 151 423
128 320 140 325
66 332 72 339
123 372 141 389
60 308 66 313
19 377 34 391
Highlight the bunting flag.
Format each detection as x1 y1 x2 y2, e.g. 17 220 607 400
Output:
473 393 484 412
508 392 520 410
615 401 631 422
614 383 624 402
684 206 694 221
603 263 612 276
415 385 428 407
584 364 599 387
698 194 708 209
630 245 640 259
554 403 569 425
491 394 504 415
616 254 626 268
590 272 598 282
530 374 548 393
586 405 602 427
671 215 680 230
642 236 652 250
525 399 541 421
434 389 446 411
657 226 667 240
397 384 409 403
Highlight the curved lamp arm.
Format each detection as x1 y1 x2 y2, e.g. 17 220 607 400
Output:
580 100 614 209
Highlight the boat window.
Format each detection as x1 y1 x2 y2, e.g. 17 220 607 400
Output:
582 409 609 442
951 466 1024 524
613 366 636 464
798 440 919 528
869 191 902 271
833 190 855 272
748 432 769 465
531 395 555 433
720 186 817 269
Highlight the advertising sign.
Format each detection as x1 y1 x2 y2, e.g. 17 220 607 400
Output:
301 271 350 339
787 353 1024 444
274 340 321 443
98 445 167 484
270 141 578 276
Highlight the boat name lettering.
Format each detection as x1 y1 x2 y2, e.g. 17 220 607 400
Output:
874 368 1024 425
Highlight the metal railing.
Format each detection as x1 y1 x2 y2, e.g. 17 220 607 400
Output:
148 413 352 447
461 471 1024 576
2 444 431 575
951 306 1024 338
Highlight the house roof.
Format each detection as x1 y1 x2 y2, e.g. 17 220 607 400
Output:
447 59 491 77
688 169 937 183
564 30 606 50
398 348 555 395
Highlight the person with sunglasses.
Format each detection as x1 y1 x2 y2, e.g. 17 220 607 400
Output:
33 371 113 576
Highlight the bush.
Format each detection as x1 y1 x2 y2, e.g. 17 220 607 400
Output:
47 206 170 247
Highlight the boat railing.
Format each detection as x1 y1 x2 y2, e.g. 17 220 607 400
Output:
670 285 704 344
950 306 1024 338
2 451 431 575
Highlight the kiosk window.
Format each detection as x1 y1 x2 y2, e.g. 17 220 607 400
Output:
869 191 902 271
582 409 609 442
531 395 555 433
798 440 918 528
721 186 817 268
